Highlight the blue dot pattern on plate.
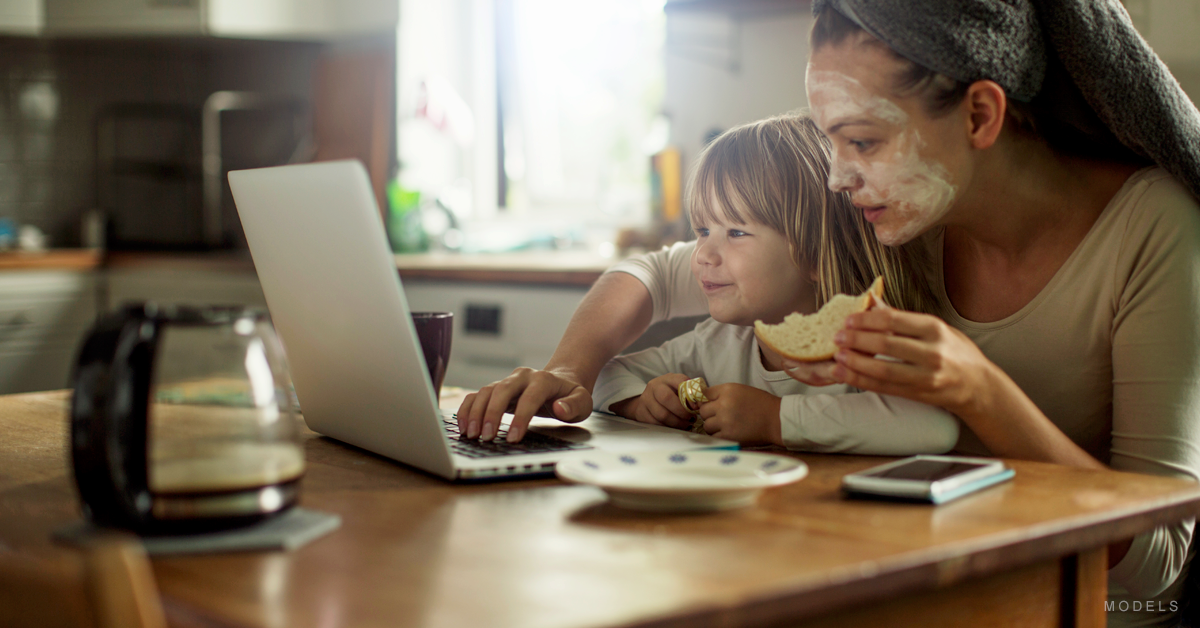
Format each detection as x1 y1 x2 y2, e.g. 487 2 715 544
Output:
762 459 780 470
620 455 637 465
721 455 739 465
669 454 687 464
583 460 599 469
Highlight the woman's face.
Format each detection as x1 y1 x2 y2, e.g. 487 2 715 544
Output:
690 205 815 326
806 41 967 246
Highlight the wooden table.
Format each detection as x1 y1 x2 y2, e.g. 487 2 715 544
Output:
4 390 1200 628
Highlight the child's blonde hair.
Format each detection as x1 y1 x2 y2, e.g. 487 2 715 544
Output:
687 112 935 313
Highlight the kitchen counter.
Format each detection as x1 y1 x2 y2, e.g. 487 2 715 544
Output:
103 250 257 273
0 249 103 271
102 249 624 286
394 250 619 286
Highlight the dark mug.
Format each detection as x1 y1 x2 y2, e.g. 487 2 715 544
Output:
412 312 453 400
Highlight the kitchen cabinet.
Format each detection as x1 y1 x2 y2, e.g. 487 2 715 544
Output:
42 0 397 39
0 270 97 394
401 280 590 390
0 0 40 34
105 266 267 310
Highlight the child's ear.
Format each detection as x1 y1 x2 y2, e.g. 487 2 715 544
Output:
789 248 820 282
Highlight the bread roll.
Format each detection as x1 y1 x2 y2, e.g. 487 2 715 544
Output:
753 277 884 362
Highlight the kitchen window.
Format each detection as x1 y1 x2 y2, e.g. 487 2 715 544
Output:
397 0 666 252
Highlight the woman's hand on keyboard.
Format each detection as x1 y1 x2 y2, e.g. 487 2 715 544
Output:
456 367 592 443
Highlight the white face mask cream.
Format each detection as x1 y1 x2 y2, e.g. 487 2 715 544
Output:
806 68 957 246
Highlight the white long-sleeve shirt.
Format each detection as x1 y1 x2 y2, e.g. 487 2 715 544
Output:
595 317 960 456
605 168 1200 627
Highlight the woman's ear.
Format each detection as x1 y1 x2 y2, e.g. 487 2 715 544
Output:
964 80 1007 150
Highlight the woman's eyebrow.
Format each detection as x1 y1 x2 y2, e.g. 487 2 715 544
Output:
827 118 877 134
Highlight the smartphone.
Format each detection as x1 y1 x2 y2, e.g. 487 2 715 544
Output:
841 455 1015 504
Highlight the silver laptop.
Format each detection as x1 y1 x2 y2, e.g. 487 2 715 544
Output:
228 160 735 481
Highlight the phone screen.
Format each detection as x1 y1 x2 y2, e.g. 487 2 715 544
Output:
865 460 988 482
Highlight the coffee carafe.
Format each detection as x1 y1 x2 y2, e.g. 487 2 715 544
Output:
70 303 304 534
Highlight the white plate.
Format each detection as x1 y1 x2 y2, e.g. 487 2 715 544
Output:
556 450 808 513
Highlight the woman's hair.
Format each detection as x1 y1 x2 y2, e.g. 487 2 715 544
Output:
809 7 1139 161
687 112 936 313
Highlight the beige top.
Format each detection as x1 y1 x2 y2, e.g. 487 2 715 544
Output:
611 240 709 325
605 168 1200 626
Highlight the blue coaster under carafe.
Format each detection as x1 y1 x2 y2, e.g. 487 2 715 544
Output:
53 507 340 555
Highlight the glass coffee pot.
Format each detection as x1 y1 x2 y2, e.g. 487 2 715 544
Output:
71 303 304 534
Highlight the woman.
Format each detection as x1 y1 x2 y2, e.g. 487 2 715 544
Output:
457 2 1200 624
796 4 1200 625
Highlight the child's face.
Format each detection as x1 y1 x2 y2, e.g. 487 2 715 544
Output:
690 207 816 326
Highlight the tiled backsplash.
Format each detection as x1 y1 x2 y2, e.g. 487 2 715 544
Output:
0 36 323 247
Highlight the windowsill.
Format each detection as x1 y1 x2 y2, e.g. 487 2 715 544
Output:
394 248 623 286
422 213 643 255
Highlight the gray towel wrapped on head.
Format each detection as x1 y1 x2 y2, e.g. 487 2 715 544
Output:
813 0 1200 201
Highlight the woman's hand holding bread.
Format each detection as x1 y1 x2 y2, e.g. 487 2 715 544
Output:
828 304 1106 470
829 304 989 419
765 277 987 420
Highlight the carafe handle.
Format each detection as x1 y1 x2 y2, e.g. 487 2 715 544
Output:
70 304 160 531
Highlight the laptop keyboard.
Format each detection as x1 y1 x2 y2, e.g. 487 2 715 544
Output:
443 418 592 458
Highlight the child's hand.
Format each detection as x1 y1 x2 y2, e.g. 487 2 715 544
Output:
696 384 783 446
781 359 839 387
609 373 695 430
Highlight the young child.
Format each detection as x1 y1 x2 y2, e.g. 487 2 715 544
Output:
595 113 958 453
